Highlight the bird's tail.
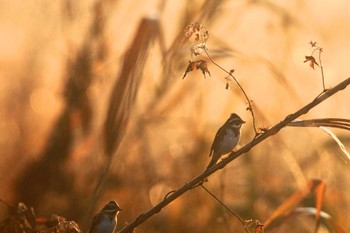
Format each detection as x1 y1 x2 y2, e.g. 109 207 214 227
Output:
206 154 219 170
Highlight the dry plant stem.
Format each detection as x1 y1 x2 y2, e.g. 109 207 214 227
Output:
311 47 326 92
318 49 326 91
85 18 160 228
118 77 350 233
204 49 258 136
201 185 250 233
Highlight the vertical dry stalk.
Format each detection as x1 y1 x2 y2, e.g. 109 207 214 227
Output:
103 18 161 156
86 17 161 226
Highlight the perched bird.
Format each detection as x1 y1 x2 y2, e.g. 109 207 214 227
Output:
207 113 245 169
89 201 122 233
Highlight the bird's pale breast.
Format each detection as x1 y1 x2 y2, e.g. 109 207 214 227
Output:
217 128 239 155
93 214 116 233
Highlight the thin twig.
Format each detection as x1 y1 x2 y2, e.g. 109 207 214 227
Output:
204 49 259 136
201 184 250 233
118 77 350 233
318 49 326 91
311 45 326 93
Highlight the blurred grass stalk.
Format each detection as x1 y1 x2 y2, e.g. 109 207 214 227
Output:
83 17 161 229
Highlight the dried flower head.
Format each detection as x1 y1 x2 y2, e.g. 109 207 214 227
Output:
184 22 209 56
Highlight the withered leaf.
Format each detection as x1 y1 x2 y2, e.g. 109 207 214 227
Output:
309 41 317 47
183 60 196 79
182 60 211 79
255 224 264 233
304 55 319 69
196 60 211 78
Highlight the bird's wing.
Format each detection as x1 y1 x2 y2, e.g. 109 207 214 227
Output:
89 212 102 233
209 124 226 157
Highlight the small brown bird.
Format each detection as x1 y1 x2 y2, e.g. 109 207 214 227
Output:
207 113 245 169
89 201 122 233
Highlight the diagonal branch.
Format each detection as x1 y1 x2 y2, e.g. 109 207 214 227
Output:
118 77 350 233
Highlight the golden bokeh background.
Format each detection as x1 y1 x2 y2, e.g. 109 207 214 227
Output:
0 0 349 232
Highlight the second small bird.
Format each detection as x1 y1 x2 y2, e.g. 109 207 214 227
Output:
89 200 122 233
207 113 245 169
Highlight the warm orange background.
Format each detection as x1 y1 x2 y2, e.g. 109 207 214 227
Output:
0 1 349 232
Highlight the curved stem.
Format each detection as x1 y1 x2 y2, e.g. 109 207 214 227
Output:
318 49 326 91
204 49 258 136
311 46 326 92
201 185 250 233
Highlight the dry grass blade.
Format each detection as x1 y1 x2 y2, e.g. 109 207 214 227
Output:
314 180 326 233
320 126 350 165
294 207 330 219
294 207 346 233
287 119 350 164
288 118 350 131
103 17 161 157
263 179 325 231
